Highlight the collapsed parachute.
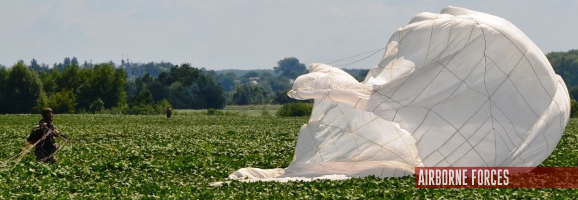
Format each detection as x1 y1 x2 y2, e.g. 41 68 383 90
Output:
227 6 570 182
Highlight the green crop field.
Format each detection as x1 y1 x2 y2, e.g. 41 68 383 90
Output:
1 110 578 199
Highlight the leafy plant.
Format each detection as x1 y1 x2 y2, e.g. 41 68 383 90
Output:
276 102 313 117
0 112 576 199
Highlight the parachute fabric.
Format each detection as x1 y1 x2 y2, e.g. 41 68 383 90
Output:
226 6 570 182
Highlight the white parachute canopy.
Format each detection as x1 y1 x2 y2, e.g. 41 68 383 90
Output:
227 6 570 182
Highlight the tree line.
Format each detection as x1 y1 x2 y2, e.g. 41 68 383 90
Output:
0 57 321 114
0 60 128 114
548 49 578 118
548 49 578 98
2 49 575 115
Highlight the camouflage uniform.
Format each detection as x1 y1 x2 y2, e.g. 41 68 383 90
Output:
166 107 172 118
27 119 58 163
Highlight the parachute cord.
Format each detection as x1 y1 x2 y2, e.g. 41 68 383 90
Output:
0 138 42 171
326 47 385 67
52 136 71 159
36 135 71 163
1 130 70 170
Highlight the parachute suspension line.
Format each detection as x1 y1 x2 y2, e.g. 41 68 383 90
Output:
327 47 385 68
1 132 71 170
36 136 71 163
0 139 41 171
326 47 385 64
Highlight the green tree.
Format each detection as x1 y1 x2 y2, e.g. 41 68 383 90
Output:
216 72 237 92
200 77 226 109
167 82 189 109
124 81 138 99
40 67 60 97
571 99 578 118
274 57 307 80
0 67 7 112
2 61 44 113
547 50 578 88
78 63 127 111
112 67 128 108
273 89 297 104
90 98 105 113
48 89 77 113
276 102 313 116
232 84 270 105
147 80 169 102
263 76 291 92
35 90 49 113
54 62 88 112
570 85 578 100
126 90 155 114
154 99 172 114
160 64 225 109
166 64 201 86
129 90 154 106
57 62 86 93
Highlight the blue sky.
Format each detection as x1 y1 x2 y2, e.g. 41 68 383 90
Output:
0 0 576 70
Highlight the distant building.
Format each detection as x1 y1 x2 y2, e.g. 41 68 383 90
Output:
249 77 260 84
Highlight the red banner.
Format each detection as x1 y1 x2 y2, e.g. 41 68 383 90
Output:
414 167 578 188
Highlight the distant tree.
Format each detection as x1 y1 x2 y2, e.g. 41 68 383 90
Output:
570 85 578 99
53 57 71 72
168 64 201 86
232 85 250 105
276 102 313 117
243 71 259 79
30 59 40 70
158 71 171 85
264 76 291 92
155 64 226 109
124 81 138 100
29 59 50 73
147 81 167 102
90 98 105 113
63 57 71 67
126 89 155 114
139 73 155 85
57 62 85 93
260 70 273 78
232 84 270 105
123 61 173 79
167 82 192 109
35 90 49 113
273 89 297 104
0 67 8 112
40 68 60 97
200 77 226 109
2 61 44 113
130 89 154 106
48 89 77 113
571 99 578 118
274 57 307 80
77 63 127 111
98 64 127 109
83 60 91 68
216 72 237 92
355 69 370 82
49 62 87 111
71 57 79 66
548 50 578 88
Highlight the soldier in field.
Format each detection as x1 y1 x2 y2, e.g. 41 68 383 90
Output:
23 108 67 163
166 106 172 118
